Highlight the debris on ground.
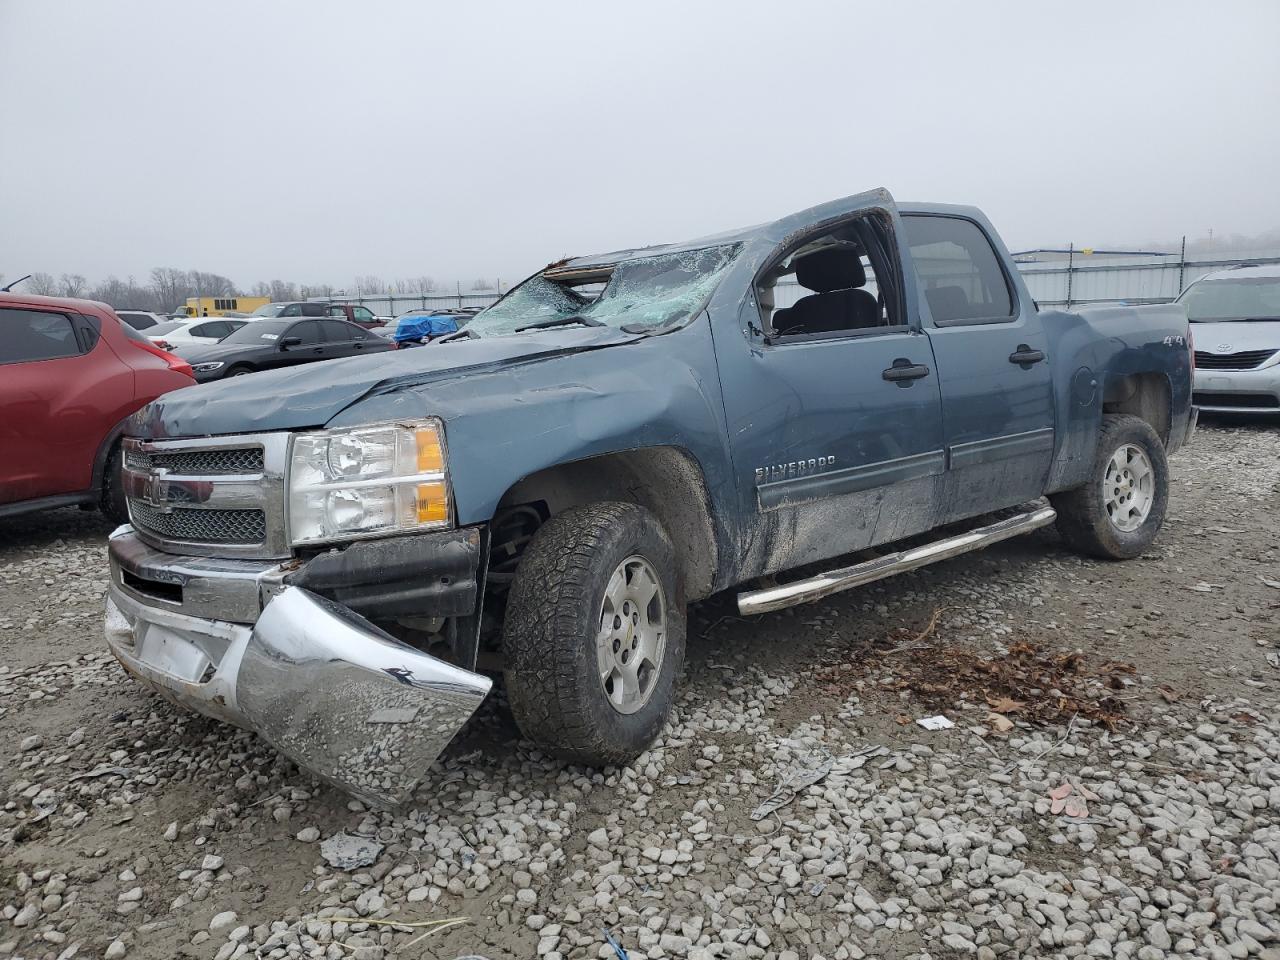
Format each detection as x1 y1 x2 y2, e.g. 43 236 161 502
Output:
819 636 1135 729
750 749 834 820
986 712 1014 733
1048 781 1100 819
319 833 384 870
915 715 954 731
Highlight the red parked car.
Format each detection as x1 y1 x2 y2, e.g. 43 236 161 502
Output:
0 293 196 522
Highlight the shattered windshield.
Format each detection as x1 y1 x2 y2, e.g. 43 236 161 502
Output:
466 244 742 338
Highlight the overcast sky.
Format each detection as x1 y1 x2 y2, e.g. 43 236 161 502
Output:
3 0 1278 290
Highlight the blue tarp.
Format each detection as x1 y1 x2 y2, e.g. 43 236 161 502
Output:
394 314 459 343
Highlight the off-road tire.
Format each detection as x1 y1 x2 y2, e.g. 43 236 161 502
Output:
1049 414 1169 560
99 442 128 524
503 501 686 765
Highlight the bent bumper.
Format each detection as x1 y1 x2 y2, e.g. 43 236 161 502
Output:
106 537 491 806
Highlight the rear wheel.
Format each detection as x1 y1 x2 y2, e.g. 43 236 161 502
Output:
502 502 685 765
99 442 127 524
1049 414 1169 560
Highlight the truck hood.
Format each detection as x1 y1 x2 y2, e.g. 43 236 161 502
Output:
129 327 638 439
1189 319 1280 355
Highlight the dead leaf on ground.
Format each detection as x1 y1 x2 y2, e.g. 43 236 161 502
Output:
815 637 1134 729
1075 782 1100 801
986 696 1026 714
1157 685 1179 703
1063 795 1088 818
985 712 1013 733
1230 711 1259 725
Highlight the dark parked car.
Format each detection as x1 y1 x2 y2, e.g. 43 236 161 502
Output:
0 294 195 521
249 301 384 329
115 309 168 331
106 189 1195 804
175 316 395 381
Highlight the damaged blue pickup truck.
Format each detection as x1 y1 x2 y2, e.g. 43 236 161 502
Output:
105 189 1196 804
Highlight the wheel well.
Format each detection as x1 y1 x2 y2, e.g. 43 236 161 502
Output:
1102 373 1171 445
493 447 719 601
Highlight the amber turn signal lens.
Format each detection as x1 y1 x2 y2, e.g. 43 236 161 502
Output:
415 482 449 524
416 428 445 473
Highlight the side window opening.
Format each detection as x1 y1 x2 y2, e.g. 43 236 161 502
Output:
758 214 903 340
902 215 1014 324
1 309 84 364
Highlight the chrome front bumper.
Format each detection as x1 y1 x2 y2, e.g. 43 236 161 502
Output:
105 529 491 806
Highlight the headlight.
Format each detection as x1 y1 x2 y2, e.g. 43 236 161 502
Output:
287 419 451 546
192 361 224 373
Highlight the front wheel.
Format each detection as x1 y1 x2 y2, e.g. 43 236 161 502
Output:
225 365 254 377
502 502 685 765
1049 413 1169 560
99 442 127 524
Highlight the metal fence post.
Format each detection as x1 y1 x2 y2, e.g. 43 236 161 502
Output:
1065 243 1074 307
1177 235 1186 296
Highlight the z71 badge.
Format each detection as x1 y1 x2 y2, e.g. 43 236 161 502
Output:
755 456 836 484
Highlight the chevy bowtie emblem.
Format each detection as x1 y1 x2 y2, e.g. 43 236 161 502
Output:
143 467 173 513
1215 343 1233 353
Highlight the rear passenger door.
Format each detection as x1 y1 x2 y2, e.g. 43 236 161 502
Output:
319 319 366 358
905 213 1056 522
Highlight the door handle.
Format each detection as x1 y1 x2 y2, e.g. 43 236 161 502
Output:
1009 344 1045 367
882 358 930 386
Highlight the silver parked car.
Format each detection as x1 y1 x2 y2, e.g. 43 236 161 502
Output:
1180 264 1280 414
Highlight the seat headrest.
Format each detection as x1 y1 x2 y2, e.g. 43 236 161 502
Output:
794 247 866 293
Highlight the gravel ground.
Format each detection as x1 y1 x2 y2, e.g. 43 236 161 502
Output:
2 420 1278 960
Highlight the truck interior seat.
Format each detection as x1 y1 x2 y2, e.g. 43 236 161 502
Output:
925 285 974 320
772 247 879 335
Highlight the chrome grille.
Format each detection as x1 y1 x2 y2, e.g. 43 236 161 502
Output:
122 433 291 559
124 447 265 474
129 502 267 544
1194 349 1276 371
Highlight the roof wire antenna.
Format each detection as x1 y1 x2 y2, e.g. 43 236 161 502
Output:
1 274 32 292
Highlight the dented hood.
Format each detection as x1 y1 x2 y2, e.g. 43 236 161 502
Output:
129 328 634 439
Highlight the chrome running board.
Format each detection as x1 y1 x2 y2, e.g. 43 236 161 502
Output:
736 504 1057 616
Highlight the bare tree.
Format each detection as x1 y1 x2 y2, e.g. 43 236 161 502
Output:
409 275 438 295
355 275 386 295
149 267 192 310
28 272 59 296
250 281 271 298
471 277 495 291
188 271 237 297
58 273 88 298
268 280 300 302
88 275 157 311
301 283 334 299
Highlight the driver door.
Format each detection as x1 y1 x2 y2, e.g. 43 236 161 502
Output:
711 192 948 579
272 320 326 368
